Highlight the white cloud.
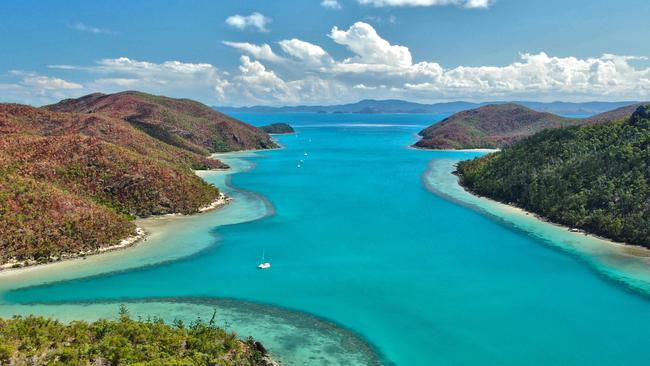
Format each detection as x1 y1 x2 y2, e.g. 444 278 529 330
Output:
86 58 226 100
232 56 294 102
7 21 650 106
225 12 271 32
0 72 84 105
38 58 228 104
329 22 412 68
358 0 493 8
223 41 283 62
278 39 332 65
321 0 342 10
88 58 218 83
399 52 650 100
68 21 115 35
353 83 377 90
20 75 83 90
220 22 650 104
226 56 347 105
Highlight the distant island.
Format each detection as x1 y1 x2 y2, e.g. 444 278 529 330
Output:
260 123 295 134
413 103 641 149
456 105 650 248
0 91 277 268
215 99 638 116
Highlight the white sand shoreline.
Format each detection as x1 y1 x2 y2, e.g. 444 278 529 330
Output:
0 151 268 286
422 157 650 284
456 177 650 258
0 177 233 276
406 142 500 153
0 227 149 272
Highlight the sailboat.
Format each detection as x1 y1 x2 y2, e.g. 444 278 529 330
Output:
258 250 271 269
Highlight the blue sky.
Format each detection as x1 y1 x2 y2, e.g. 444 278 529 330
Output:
2 0 650 106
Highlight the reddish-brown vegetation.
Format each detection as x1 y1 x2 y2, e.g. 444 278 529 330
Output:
414 103 644 149
47 91 278 153
0 172 134 262
0 91 277 264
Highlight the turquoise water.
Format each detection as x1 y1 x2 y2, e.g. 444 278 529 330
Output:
3 114 650 365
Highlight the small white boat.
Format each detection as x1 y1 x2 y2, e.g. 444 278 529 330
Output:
297 164 302 168
258 250 271 269
304 152 308 156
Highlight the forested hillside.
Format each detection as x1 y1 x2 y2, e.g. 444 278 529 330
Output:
457 105 650 247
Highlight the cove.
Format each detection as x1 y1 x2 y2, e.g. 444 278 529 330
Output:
2 114 650 365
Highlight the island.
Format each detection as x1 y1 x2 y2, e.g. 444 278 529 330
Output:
455 105 650 248
0 91 277 268
259 123 295 134
413 103 641 149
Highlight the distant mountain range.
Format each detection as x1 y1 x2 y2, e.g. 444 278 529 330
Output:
215 99 639 116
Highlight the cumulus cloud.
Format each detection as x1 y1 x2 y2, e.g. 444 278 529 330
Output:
20 75 83 90
43 58 229 103
225 56 347 105
232 56 295 102
403 53 650 99
321 0 342 10
358 0 493 8
218 22 650 104
92 57 217 76
278 39 332 65
0 72 84 105
329 22 412 68
223 41 283 62
225 12 271 32
7 21 650 106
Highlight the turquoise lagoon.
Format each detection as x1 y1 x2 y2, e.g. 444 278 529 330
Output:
2 113 650 365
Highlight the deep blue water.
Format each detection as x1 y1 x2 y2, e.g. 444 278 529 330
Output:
4 114 650 365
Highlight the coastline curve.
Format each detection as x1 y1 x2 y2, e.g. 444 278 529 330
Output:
422 156 650 296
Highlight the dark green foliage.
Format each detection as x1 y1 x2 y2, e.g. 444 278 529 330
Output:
0 309 267 365
259 123 295 134
457 106 650 247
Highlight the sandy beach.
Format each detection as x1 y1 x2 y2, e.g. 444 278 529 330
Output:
0 194 232 275
0 172 233 278
423 156 650 292
0 151 271 292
